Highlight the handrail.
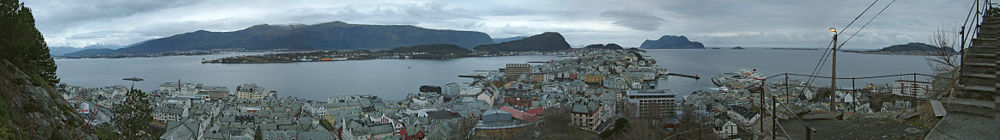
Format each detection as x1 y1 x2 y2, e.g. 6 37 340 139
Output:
763 72 949 80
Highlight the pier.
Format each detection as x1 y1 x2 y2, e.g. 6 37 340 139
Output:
662 73 700 80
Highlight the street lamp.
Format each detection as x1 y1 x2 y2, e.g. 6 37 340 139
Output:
829 27 838 111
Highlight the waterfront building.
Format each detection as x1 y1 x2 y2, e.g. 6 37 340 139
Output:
235 83 274 100
625 89 676 118
442 83 462 95
505 63 530 80
199 86 229 101
158 82 202 96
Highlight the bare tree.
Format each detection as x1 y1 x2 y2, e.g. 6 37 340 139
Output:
925 27 960 73
926 26 961 98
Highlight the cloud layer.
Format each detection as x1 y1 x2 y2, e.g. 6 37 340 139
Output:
24 0 970 49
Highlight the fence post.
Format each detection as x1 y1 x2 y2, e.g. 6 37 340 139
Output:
852 78 856 112
785 73 790 102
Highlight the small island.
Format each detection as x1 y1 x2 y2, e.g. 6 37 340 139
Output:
639 35 706 49
844 42 956 55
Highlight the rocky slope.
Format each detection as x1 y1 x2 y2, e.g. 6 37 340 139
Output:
0 60 87 139
639 35 705 49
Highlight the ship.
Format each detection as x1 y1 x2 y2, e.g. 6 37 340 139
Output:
319 57 349 61
712 69 764 89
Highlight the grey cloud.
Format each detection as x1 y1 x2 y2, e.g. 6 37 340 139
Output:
601 10 664 31
28 0 201 33
22 0 974 49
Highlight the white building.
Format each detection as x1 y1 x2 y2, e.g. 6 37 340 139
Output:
625 89 677 118
714 121 739 138
891 80 932 98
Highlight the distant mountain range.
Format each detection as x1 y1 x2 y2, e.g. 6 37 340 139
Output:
48 44 123 56
640 35 705 49
48 47 82 56
111 21 494 54
62 48 115 57
56 22 598 57
473 32 571 52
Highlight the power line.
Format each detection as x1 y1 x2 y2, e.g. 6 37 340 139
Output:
805 0 884 85
806 39 834 84
838 0 897 49
839 0 881 34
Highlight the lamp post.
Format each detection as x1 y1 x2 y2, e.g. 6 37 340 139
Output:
829 27 838 90
829 27 838 111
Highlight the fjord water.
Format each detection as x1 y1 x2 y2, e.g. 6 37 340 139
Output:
56 48 934 100
55 53 560 100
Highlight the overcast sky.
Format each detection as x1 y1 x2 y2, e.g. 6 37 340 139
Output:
25 0 972 49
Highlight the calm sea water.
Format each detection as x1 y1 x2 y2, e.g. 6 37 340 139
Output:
55 53 560 100
56 48 934 100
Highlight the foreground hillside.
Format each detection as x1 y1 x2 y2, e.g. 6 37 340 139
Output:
1 0 88 139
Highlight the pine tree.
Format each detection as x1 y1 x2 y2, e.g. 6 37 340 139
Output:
113 89 153 139
0 0 60 85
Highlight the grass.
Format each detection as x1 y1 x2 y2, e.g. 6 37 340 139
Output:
0 94 22 140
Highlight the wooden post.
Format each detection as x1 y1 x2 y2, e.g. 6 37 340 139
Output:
772 93 777 140
852 78 857 112
806 126 813 140
760 79 765 133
